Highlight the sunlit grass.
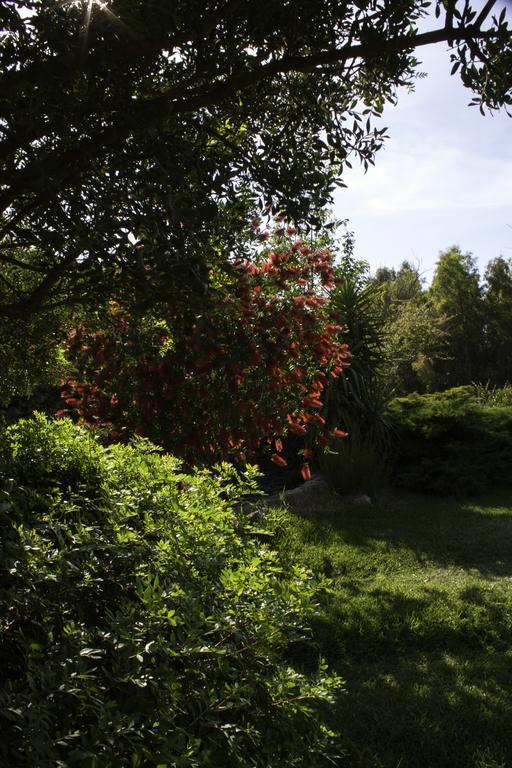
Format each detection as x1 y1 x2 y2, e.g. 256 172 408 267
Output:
267 489 512 768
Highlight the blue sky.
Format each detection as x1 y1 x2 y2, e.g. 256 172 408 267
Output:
334 2 512 283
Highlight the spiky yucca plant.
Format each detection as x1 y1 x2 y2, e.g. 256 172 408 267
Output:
322 272 392 495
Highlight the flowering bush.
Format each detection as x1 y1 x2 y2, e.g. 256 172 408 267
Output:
61 234 350 470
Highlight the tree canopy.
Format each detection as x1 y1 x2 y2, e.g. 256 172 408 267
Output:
1 0 511 319
429 245 484 385
482 255 512 384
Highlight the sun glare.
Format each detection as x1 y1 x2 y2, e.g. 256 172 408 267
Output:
60 0 134 46
63 0 108 8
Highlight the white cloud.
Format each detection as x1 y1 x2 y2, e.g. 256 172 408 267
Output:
342 142 512 216
334 6 512 277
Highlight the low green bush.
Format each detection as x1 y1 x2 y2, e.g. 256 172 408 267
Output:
0 415 343 768
471 381 512 407
388 387 512 495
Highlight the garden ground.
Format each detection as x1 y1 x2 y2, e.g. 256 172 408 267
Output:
268 488 512 768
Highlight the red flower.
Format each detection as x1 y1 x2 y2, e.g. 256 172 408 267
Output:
275 438 284 452
271 454 287 467
63 397 81 407
288 423 307 436
303 395 323 409
307 413 325 426
300 463 311 482
333 428 348 438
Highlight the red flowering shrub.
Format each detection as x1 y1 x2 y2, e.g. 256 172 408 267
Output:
61 236 350 468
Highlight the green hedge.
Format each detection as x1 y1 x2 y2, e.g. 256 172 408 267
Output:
388 387 512 495
0 415 342 768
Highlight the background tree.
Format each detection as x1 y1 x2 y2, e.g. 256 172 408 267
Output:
0 0 511 322
371 261 446 393
383 298 447 393
482 256 512 384
429 245 485 386
374 260 424 307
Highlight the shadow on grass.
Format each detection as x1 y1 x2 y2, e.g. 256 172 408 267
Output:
306 583 512 767
312 582 512 662
334 648 512 768
278 491 512 766
290 488 512 577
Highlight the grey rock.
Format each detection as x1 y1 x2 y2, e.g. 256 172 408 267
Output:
347 494 372 506
245 474 374 516
263 473 331 507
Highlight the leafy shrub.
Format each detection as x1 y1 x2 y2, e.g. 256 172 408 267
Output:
471 381 512 407
388 387 512 495
61 233 351 475
0 415 343 768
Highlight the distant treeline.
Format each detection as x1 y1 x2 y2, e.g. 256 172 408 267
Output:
366 246 512 394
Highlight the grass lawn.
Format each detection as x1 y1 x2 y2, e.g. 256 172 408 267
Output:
267 489 512 768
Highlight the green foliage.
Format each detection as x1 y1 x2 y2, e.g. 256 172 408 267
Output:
0 415 343 768
482 257 512 384
429 247 485 387
371 251 512 396
0 250 73 405
388 388 512 495
368 252 512 397
371 261 447 394
472 381 512 408
1 2 511 320
330 275 385 378
383 298 448 394
0 317 68 406
374 260 424 310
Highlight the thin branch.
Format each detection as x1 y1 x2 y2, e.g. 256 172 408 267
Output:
26 296 81 312
3 250 79 317
0 240 40 249
252 25 497 76
0 22 502 220
445 0 456 45
0 252 46 272
474 0 498 29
